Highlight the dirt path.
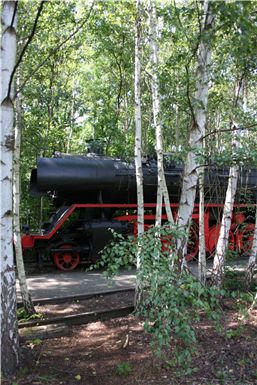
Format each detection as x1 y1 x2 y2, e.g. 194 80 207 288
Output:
4 296 257 385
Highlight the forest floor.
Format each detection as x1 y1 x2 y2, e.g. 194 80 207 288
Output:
3 294 257 385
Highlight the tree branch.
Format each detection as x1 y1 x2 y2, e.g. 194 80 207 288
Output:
17 1 95 95
202 124 257 140
185 64 196 124
7 1 46 100
11 1 18 28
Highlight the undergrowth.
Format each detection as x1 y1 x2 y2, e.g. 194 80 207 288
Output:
92 225 256 375
17 307 43 322
93 225 225 375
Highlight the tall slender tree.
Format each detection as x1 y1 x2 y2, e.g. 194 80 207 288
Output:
176 0 214 268
198 165 206 284
12 0 45 317
1 0 20 375
13 85 36 315
148 0 174 226
211 77 246 287
134 0 144 308
211 136 239 287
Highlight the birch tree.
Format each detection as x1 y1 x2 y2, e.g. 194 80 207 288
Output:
13 88 36 315
211 150 239 287
211 76 246 287
148 0 174 226
176 0 214 268
12 1 45 318
1 0 20 375
198 166 206 284
134 0 144 307
244 204 257 290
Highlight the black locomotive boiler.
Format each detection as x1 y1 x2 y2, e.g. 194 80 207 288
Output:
22 152 257 270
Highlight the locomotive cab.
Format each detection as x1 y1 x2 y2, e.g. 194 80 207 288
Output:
22 205 131 271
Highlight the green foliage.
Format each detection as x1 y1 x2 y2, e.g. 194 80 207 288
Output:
97 226 222 374
91 229 136 276
226 326 244 339
223 270 256 292
223 270 245 291
234 290 256 321
138 265 221 374
115 362 132 376
17 0 257 227
17 307 43 322
29 338 43 346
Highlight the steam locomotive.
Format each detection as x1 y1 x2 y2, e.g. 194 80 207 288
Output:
22 152 257 271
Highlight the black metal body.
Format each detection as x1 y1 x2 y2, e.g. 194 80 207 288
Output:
26 153 257 270
31 153 257 205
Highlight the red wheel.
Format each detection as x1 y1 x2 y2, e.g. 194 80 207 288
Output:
236 223 255 255
53 244 80 271
207 225 235 253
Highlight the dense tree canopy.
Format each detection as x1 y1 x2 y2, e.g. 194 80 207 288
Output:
9 0 256 228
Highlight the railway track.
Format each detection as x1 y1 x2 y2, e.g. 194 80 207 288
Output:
18 288 135 330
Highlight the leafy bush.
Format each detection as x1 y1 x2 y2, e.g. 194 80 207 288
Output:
223 269 256 292
95 225 222 374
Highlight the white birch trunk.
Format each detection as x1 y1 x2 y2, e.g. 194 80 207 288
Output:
245 204 257 290
13 90 36 315
211 76 245 288
198 166 206 284
135 0 144 238
148 0 174 226
1 0 20 375
249 292 257 312
211 165 239 287
134 0 144 308
176 0 213 268
155 187 162 227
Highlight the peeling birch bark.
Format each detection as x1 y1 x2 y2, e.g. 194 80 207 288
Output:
134 0 144 308
211 76 245 288
1 0 20 375
198 167 206 284
148 0 174 225
135 0 144 238
176 0 213 268
155 187 163 227
211 165 239 287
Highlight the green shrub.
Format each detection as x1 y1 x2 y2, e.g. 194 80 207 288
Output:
96 225 222 374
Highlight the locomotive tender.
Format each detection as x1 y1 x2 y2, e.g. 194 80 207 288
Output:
22 152 257 271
